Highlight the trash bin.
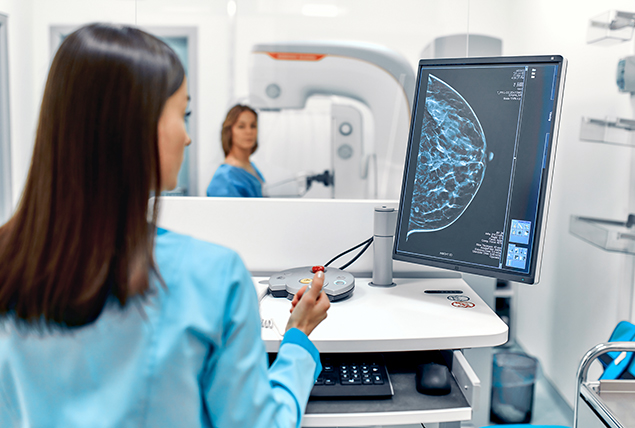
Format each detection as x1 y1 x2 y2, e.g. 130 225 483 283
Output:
490 352 538 424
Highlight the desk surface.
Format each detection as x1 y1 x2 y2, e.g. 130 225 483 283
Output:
257 276 508 353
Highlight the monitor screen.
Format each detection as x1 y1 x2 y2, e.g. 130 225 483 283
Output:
393 55 567 284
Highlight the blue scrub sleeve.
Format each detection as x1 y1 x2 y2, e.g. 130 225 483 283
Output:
206 171 243 197
201 255 319 428
280 328 322 379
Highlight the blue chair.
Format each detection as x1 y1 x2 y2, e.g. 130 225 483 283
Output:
598 320 635 380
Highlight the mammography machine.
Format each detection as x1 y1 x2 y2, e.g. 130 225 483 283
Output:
248 41 415 199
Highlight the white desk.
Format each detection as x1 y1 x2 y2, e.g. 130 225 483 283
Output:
257 276 508 427
156 198 509 426
258 276 507 353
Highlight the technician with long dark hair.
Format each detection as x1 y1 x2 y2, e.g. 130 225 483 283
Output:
0 23 329 427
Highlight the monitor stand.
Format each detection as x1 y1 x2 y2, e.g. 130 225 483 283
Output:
370 206 398 287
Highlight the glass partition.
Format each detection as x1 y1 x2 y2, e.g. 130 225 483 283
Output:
229 1 474 199
221 0 535 200
25 0 526 200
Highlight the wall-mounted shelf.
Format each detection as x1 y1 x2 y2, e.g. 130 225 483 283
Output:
570 215 635 254
580 117 635 147
588 10 635 45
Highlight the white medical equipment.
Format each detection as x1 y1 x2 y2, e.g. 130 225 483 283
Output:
262 170 333 198
248 41 415 200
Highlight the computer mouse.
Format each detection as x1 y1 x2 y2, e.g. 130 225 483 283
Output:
415 362 452 395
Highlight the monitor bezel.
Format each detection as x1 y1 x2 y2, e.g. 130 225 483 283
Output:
393 55 567 284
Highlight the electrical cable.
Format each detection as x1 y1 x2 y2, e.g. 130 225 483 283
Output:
338 237 373 270
324 236 373 269
324 237 372 267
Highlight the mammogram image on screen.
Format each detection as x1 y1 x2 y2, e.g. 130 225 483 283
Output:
408 74 489 236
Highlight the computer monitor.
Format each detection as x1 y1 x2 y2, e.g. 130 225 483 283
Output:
393 55 567 284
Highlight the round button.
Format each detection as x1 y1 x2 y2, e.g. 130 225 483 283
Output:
266 83 281 99
299 278 312 284
339 122 353 136
447 295 470 302
312 266 325 273
337 144 353 160
334 280 346 286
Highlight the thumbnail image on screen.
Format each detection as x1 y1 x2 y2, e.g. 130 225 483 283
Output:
393 56 566 284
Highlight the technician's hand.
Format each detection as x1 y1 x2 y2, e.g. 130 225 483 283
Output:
286 271 330 336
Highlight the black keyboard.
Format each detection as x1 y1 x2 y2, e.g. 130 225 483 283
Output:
310 353 394 398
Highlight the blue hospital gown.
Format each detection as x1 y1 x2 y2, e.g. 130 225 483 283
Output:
0 228 320 428
207 163 265 197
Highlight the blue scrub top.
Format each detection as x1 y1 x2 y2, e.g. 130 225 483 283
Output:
207 163 265 197
0 228 321 428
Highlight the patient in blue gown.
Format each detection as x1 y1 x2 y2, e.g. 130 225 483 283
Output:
207 104 265 197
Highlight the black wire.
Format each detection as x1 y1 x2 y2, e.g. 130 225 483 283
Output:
339 237 373 270
324 237 373 267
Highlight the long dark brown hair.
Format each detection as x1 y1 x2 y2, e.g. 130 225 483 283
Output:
221 104 258 156
0 23 185 327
